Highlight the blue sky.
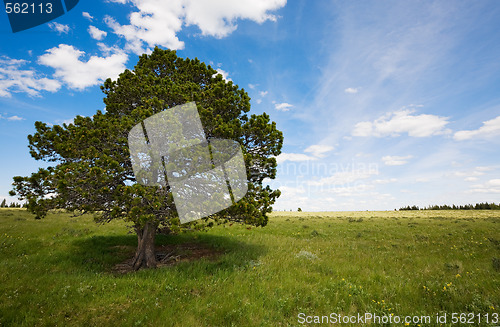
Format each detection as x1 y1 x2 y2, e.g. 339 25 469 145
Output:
1 0 500 211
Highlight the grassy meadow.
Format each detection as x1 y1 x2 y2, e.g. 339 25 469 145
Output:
0 208 499 326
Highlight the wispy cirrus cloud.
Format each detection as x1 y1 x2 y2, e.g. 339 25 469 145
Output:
296 1 468 149
272 2 500 211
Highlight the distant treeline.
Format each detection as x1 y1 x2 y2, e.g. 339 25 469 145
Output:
399 202 500 211
0 200 24 208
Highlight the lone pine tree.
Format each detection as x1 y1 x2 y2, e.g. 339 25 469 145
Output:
10 47 283 270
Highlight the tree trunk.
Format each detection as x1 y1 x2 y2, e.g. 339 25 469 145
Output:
132 221 158 270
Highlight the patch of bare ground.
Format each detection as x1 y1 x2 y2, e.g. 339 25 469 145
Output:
112 242 224 274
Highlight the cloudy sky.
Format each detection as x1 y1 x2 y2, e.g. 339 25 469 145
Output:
1 0 500 211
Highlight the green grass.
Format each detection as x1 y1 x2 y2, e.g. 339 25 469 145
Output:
0 209 499 326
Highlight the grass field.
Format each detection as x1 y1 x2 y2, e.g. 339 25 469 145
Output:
0 208 499 326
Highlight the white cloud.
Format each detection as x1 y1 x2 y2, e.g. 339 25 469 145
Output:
96 42 122 56
373 178 397 184
273 185 310 209
48 22 70 34
308 169 378 186
52 118 75 126
352 109 450 137
278 186 306 197
0 57 61 97
214 68 231 81
276 144 333 165
7 115 24 121
276 153 316 164
304 144 334 158
183 0 285 36
82 12 94 21
88 26 107 40
38 44 128 90
454 166 498 186
454 116 500 141
104 13 181 54
452 166 493 179
382 155 413 166
275 102 293 111
468 179 500 194
476 166 495 172
253 90 267 104
105 0 286 54
0 114 24 121
248 83 257 89
325 184 375 196
488 179 500 187
344 87 358 94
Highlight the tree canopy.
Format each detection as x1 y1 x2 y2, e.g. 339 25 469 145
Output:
10 47 283 269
